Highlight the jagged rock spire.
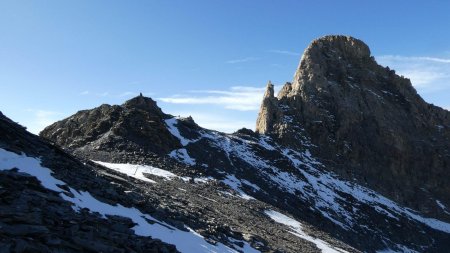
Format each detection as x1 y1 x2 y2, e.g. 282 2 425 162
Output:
256 81 280 134
264 81 274 98
254 35 450 217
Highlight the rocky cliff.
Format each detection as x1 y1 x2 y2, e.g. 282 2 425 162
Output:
40 95 182 161
256 35 450 217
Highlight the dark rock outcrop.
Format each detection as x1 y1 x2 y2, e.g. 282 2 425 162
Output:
40 96 182 159
256 35 450 216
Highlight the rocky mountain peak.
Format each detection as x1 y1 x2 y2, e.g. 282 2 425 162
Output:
257 35 450 216
303 35 370 61
263 81 274 98
289 35 375 96
40 95 182 159
122 95 164 116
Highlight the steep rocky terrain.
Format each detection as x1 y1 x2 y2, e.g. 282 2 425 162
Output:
41 85 450 251
40 94 182 157
5 35 450 253
255 35 450 218
0 112 177 253
1 112 354 252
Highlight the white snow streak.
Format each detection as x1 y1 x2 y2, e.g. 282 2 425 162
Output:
165 117 197 146
169 148 196 166
94 161 178 183
222 175 255 200
436 200 450 215
279 148 450 233
265 210 349 253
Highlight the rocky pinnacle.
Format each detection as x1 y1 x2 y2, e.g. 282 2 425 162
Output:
256 35 450 216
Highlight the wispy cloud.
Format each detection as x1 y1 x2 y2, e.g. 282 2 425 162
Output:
159 86 274 111
267 49 300 56
270 63 283 68
119 91 138 97
376 55 450 92
226 57 260 64
80 91 153 98
25 109 64 134
99 92 110 97
167 111 255 133
118 91 154 98
378 55 450 64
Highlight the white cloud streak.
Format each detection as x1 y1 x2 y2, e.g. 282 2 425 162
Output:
80 91 152 98
158 85 284 132
25 109 64 134
376 55 450 92
378 55 450 64
159 86 273 111
168 111 255 133
226 57 260 64
119 91 138 97
268 49 300 56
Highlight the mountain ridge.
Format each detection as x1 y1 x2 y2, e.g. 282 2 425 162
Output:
1 107 357 253
38 90 450 252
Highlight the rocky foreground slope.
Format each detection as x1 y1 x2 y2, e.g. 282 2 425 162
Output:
2 35 450 253
1 112 355 252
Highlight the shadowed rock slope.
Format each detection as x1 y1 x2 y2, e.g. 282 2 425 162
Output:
40 95 182 158
2 113 355 252
0 112 178 253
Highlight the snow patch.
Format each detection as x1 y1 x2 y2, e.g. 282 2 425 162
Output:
258 137 276 151
94 161 178 183
222 175 255 200
265 210 349 253
165 117 198 146
193 177 213 184
436 200 450 215
169 148 196 166
376 245 419 253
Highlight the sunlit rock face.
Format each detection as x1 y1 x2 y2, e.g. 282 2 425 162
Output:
256 35 450 216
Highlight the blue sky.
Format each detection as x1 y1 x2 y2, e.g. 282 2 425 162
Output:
1 1 450 134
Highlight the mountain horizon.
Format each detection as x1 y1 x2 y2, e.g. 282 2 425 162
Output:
10 35 444 252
